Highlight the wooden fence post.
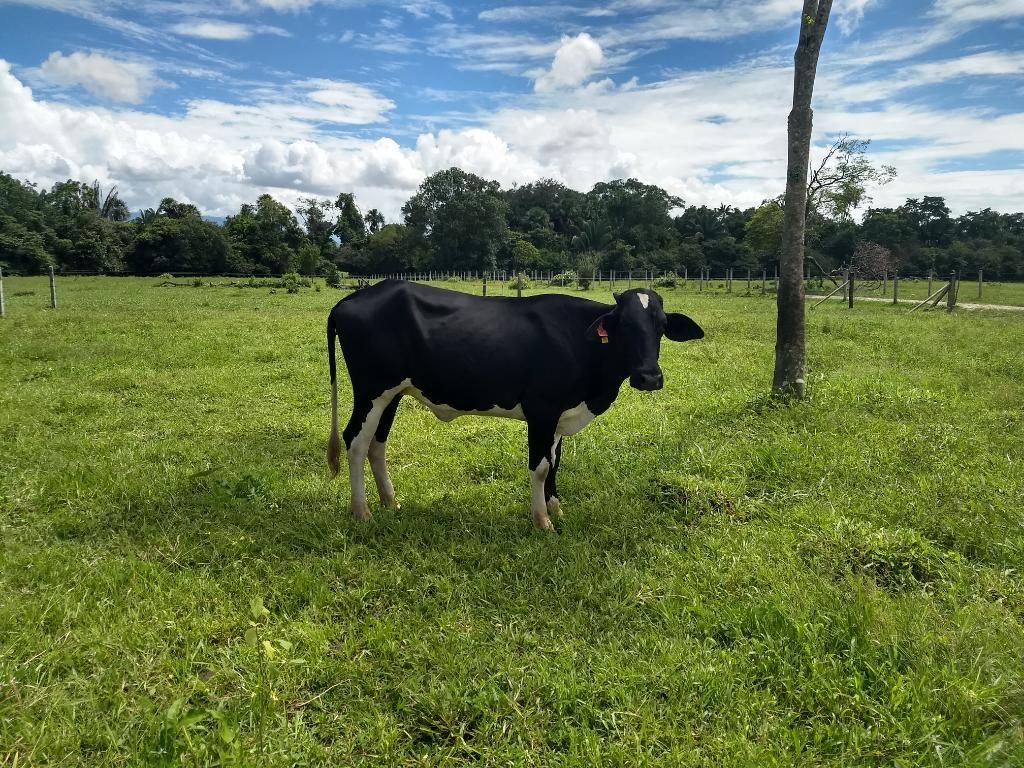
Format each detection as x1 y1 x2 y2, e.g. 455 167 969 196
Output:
0 266 5 318
482 272 487 296
49 266 57 309
746 269 751 293
947 272 956 312
683 266 687 287
928 270 933 298
893 273 899 305
978 268 983 301
762 268 766 293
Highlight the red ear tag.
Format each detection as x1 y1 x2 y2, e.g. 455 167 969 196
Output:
597 320 609 344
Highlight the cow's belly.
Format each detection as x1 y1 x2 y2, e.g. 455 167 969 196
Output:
397 380 596 435
405 383 526 423
556 402 596 436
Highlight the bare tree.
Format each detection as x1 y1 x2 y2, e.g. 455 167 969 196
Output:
851 241 894 281
773 0 834 399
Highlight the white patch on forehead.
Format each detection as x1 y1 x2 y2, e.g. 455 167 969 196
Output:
638 293 650 309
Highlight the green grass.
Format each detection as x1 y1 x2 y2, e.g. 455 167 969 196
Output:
2 276 1023 766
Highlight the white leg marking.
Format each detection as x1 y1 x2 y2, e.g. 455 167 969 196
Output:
531 458 552 530
546 434 563 518
547 495 562 519
368 438 398 508
550 435 562 464
348 384 406 522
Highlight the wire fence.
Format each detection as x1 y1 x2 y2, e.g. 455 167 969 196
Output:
350 268 1024 309
3 267 1024 316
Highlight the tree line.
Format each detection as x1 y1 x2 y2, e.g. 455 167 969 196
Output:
3 150 1023 281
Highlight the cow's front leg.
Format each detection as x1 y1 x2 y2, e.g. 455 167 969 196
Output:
545 435 563 519
527 420 558 530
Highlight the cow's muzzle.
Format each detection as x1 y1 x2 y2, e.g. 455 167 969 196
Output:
630 371 664 391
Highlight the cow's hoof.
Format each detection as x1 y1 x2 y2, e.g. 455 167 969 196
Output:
533 511 554 531
546 497 562 519
350 502 373 522
381 494 401 510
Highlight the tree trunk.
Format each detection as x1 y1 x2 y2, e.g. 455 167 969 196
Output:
773 0 833 399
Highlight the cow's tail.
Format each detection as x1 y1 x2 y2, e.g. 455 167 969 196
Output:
326 311 342 478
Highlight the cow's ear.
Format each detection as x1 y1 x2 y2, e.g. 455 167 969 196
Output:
586 311 617 343
612 291 622 302
665 312 704 342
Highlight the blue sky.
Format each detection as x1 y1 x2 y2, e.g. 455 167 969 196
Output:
0 0 1022 219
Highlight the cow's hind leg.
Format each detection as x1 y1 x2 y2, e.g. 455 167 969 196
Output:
545 435 563 519
527 420 559 530
368 395 401 509
343 390 397 522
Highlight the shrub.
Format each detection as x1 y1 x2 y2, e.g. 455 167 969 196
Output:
512 272 532 291
654 271 678 288
281 272 313 293
321 262 342 288
549 271 576 287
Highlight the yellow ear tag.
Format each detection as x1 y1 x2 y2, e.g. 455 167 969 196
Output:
597 320 609 344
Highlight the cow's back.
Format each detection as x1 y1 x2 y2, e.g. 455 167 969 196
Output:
331 280 607 413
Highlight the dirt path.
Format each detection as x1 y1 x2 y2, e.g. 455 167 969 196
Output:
808 294 1024 312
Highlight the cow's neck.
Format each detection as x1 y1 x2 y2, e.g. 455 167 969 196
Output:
584 344 630 416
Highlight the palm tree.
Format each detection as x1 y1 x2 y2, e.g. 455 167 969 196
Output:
365 208 385 234
88 181 130 221
571 219 612 254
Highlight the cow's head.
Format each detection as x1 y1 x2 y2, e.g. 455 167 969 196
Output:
588 289 704 391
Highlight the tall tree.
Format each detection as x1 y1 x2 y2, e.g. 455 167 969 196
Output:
773 0 833 399
335 192 367 246
403 168 508 271
157 197 202 220
365 208 385 234
297 197 337 257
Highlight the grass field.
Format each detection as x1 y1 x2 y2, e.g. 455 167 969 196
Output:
2 276 1023 766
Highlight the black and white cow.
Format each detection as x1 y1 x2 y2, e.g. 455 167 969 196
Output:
326 279 704 529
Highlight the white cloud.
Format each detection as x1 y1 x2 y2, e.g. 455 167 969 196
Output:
401 0 451 19
532 33 604 93
932 0 1024 23
251 0 318 11
598 0 801 46
38 51 161 103
0 61 406 216
478 5 617 22
836 0 878 35
909 50 1024 82
169 20 291 40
